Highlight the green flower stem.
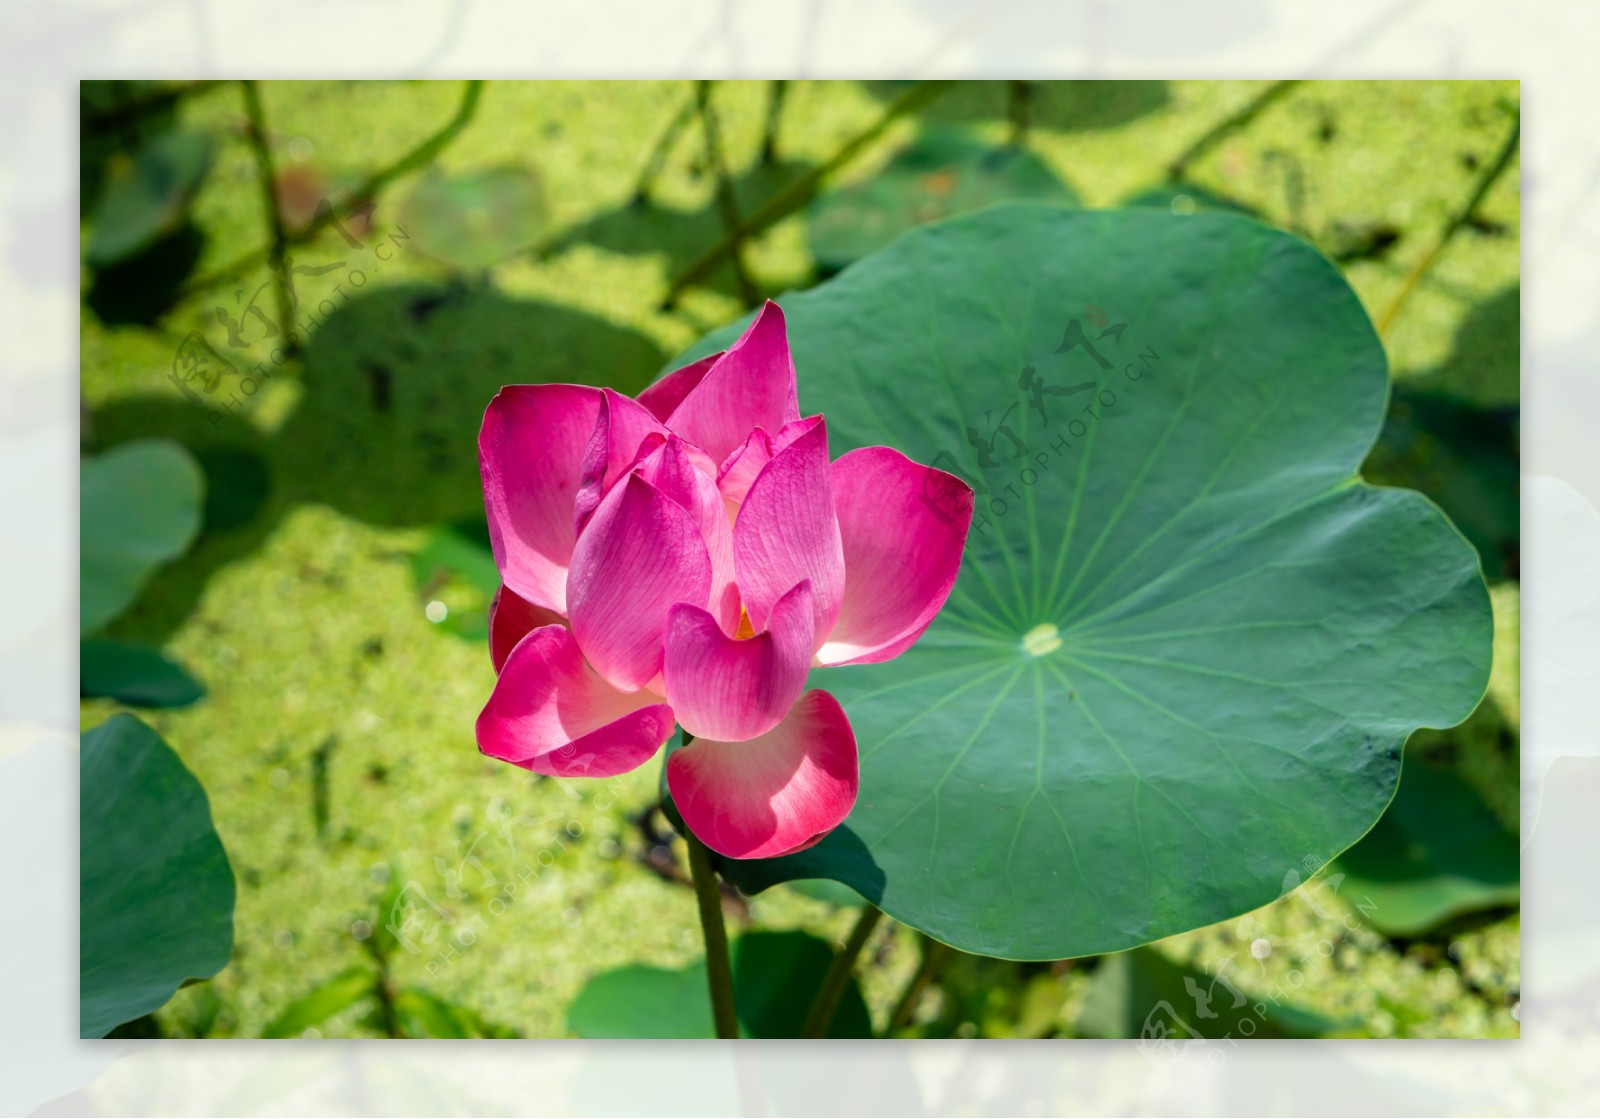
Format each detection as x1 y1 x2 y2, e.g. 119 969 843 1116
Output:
802 903 884 1038
685 825 740 1039
884 932 951 1036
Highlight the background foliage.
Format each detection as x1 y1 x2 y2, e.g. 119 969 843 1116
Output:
79 79 1519 1038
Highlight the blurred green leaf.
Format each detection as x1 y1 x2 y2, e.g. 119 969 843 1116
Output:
86 129 213 267
84 222 207 326
1333 756 1520 937
81 714 235 1038
733 930 873 1039
81 439 204 635
568 930 872 1039
411 523 499 594
808 127 1078 272
367 876 406 964
567 960 714 1039
182 982 224 1038
392 987 517 1038
1076 946 1353 1040
393 987 471 1038
411 522 500 641
80 638 205 708
400 166 547 270
1365 387 1520 580
195 445 272 533
984 971 1070 1038
261 967 377 1038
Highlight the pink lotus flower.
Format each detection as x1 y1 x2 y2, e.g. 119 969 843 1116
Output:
474 302 974 859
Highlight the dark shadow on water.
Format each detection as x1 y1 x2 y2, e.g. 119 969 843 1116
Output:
90 283 671 641
85 223 206 326
1404 283 1519 408
552 157 817 304
1364 285 1521 580
862 80 1171 133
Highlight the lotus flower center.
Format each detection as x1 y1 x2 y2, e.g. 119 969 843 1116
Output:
1021 623 1062 657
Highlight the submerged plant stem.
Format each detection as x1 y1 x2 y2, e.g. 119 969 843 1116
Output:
1377 106 1520 336
661 79 949 307
686 825 740 1039
183 80 484 298
239 80 294 354
885 932 951 1035
802 903 884 1038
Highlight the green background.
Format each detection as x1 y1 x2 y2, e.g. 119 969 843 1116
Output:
80 79 1519 1038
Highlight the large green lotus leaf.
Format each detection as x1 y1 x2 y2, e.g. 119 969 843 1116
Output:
80 439 205 635
80 715 235 1037
670 204 1492 960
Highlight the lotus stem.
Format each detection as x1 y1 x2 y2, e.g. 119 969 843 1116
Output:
685 819 740 1039
884 931 951 1035
802 903 884 1038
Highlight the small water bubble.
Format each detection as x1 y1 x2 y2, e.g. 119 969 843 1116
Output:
351 920 372 941
425 600 449 623
1250 938 1272 960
